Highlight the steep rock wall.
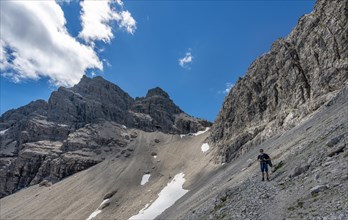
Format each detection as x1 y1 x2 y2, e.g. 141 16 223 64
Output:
210 0 348 163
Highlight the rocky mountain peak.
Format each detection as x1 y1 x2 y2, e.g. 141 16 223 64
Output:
146 87 170 99
209 0 348 163
0 75 211 197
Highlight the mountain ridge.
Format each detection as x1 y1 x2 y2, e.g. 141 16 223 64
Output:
209 0 347 163
0 76 211 197
0 0 347 219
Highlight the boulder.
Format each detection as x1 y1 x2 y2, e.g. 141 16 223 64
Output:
103 190 117 200
289 164 310 178
310 185 328 195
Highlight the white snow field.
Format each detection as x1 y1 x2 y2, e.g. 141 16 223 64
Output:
141 174 151 185
201 143 210 152
129 172 189 220
86 199 109 220
180 127 210 138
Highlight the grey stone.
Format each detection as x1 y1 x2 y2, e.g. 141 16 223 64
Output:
38 180 52 187
103 190 117 200
99 201 110 210
327 145 345 157
310 185 329 195
326 136 342 147
289 164 310 178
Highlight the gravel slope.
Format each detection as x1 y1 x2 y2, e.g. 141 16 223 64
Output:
159 85 348 220
1 87 347 220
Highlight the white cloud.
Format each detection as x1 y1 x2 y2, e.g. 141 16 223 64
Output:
0 0 136 87
179 51 193 69
79 0 136 43
119 10 136 34
223 82 234 94
0 1 102 87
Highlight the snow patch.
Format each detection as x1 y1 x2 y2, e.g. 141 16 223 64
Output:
180 127 210 138
0 129 9 135
86 199 109 220
193 127 210 136
129 172 188 220
201 143 210 152
141 174 151 185
122 125 127 129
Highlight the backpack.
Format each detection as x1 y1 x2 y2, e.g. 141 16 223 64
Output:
264 153 272 167
267 159 273 167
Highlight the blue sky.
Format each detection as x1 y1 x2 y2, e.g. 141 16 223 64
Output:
0 0 315 122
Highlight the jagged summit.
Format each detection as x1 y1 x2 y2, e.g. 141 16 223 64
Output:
146 87 170 98
0 1 347 219
0 75 211 197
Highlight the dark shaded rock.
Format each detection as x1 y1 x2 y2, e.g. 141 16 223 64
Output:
289 164 310 178
146 87 170 99
327 145 345 157
38 180 52 187
103 190 117 200
326 135 343 147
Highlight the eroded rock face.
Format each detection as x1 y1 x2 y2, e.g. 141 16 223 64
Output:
46 76 210 133
131 87 211 134
210 0 348 163
0 76 211 197
48 76 134 128
0 122 132 198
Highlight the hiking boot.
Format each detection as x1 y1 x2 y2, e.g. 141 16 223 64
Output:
267 178 270 181
262 178 264 181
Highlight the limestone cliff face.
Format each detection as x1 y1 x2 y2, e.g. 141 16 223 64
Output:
210 0 348 163
131 87 210 133
47 76 134 128
0 76 211 197
46 76 210 133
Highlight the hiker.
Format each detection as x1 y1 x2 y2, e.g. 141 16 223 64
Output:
257 149 271 181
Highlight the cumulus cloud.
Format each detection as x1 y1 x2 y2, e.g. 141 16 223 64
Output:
0 0 136 87
79 0 136 43
0 1 102 87
179 51 193 69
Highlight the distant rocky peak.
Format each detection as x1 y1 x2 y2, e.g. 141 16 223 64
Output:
71 76 134 102
74 75 119 90
146 87 170 99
